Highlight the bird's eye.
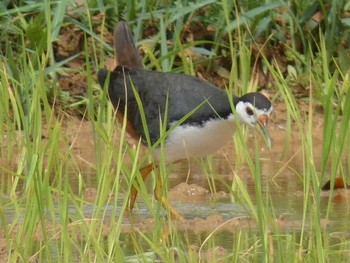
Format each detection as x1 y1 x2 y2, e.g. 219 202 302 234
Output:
246 107 254 116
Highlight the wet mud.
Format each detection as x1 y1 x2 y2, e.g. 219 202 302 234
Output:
1 98 350 261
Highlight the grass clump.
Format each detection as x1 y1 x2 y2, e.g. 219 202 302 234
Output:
0 0 350 262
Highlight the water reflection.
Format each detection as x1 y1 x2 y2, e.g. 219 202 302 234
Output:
1 126 350 246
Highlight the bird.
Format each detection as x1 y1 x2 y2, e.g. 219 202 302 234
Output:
322 177 349 191
98 21 273 220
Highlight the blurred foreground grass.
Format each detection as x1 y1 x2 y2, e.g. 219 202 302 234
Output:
1 0 350 262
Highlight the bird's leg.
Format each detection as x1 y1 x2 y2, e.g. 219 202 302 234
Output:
128 163 155 211
154 171 184 221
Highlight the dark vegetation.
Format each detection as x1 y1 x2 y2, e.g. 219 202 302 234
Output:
1 0 350 114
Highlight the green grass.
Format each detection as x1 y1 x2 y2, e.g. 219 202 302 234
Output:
1 0 350 262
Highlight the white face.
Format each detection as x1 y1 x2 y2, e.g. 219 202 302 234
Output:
235 101 273 127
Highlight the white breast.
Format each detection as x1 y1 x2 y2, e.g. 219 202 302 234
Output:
152 113 235 163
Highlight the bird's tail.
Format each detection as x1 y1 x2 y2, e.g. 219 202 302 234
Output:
114 21 143 69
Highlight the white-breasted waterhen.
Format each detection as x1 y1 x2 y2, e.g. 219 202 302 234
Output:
98 21 273 220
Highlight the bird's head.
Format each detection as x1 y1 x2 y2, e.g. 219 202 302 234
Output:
235 92 273 148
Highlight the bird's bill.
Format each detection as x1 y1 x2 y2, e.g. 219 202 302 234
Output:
258 114 271 149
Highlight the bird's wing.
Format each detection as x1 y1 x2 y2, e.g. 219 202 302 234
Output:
98 67 233 143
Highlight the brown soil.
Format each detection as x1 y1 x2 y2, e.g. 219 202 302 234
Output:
2 16 348 262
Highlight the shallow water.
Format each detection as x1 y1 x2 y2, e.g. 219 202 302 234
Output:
0 124 348 223
1 113 350 261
